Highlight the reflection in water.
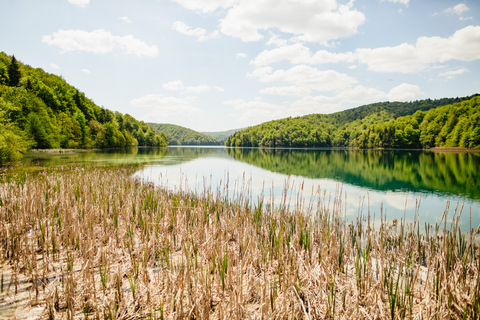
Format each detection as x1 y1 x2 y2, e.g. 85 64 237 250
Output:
226 148 480 201
11 146 480 230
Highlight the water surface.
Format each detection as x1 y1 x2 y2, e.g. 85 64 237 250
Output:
19 146 480 230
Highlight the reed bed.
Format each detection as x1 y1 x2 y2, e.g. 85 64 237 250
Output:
0 166 478 319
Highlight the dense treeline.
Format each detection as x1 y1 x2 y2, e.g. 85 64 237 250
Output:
225 95 479 149
148 123 220 145
0 52 167 164
352 97 480 149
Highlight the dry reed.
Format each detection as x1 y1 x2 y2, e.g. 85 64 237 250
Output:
0 166 478 319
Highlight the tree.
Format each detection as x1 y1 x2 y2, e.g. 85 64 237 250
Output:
104 122 117 146
8 55 21 87
0 65 9 85
75 111 87 146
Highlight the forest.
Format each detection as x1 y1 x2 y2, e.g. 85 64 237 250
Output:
147 123 220 145
225 95 480 149
0 52 167 164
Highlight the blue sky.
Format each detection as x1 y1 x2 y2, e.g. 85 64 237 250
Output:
1 0 479 131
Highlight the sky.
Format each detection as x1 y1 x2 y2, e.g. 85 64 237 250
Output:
1 0 479 132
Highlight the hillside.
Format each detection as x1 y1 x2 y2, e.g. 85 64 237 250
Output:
148 123 221 145
0 52 167 164
225 95 479 148
202 127 247 144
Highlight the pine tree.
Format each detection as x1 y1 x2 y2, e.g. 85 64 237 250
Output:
8 55 21 87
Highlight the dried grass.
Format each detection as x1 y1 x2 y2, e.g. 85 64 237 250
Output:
0 166 478 319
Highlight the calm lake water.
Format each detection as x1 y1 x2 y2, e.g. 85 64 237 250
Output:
19 146 480 230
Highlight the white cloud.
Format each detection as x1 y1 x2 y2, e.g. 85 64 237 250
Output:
356 43 422 73
250 26 480 73
289 96 339 115
220 0 365 43
260 86 311 96
68 0 89 8
118 16 132 24
387 83 423 101
416 26 480 62
251 43 354 66
251 44 312 66
163 80 184 91
81 68 91 74
162 80 222 94
439 67 468 79
49 63 60 70
172 21 219 42
356 26 480 72
171 0 237 13
236 53 247 59
42 29 159 58
444 4 469 15
337 85 387 104
250 65 357 92
131 94 201 122
380 0 409 5
225 98 286 123
266 33 288 47
185 85 211 94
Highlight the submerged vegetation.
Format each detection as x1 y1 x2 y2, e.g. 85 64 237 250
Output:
0 52 167 165
0 166 478 319
226 95 480 149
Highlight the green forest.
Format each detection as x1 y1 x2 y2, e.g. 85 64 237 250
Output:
0 52 167 164
225 95 480 149
148 123 220 145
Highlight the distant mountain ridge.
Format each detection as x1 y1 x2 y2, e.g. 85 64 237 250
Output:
201 128 247 144
147 123 221 145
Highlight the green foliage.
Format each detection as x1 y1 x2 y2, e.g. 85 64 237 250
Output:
0 51 167 164
0 111 33 164
226 95 479 149
148 123 220 145
25 112 60 149
351 96 480 149
0 65 8 85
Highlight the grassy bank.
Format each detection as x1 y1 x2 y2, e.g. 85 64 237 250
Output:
0 167 478 319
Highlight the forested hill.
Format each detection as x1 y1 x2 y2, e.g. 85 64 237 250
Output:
0 52 167 164
225 95 480 149
148 123 220 145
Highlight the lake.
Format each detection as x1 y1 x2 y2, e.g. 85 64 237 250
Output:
19 146 480 231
